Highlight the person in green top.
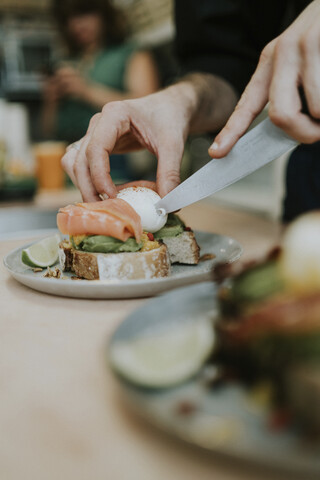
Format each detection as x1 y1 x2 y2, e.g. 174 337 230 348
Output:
42 0 160 178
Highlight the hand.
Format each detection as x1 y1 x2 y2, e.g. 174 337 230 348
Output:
209 0 320 159
61 84 197 202
42 76 62 104
55 66 88 100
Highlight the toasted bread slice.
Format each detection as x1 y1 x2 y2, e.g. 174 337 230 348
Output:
59 241 170 280
162 231 200 265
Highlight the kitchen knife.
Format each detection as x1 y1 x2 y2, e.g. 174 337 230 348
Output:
155 117 299 215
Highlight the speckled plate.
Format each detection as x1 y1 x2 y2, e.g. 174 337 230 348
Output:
3 230 241 299
109 282 320 477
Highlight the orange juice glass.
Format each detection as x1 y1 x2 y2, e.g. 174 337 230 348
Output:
34 141 67 190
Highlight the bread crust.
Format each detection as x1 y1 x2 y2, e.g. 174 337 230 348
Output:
59 242 170 280
59 240 73 271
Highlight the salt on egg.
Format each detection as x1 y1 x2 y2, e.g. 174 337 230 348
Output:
117 187 168 233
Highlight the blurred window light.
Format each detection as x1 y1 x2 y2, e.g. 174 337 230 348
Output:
0 0 49 11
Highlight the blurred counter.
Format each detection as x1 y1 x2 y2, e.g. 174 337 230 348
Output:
0 188 80 210
0 190 285 480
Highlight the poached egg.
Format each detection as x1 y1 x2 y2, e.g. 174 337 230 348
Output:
117 187 167 233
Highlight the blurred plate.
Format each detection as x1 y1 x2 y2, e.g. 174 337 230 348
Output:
3 230 241 299
109 282 320 476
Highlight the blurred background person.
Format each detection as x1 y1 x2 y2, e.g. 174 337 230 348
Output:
42 0 160 181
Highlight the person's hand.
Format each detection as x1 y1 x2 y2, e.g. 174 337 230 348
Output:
42 76 62 104
61 84 197 202
55 66 88 100
209 0 320 159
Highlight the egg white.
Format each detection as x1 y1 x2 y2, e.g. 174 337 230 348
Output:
117 187 168 233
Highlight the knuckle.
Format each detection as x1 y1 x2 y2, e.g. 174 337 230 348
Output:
299 36 309 55
73 148 86 171
299 30 318 55
85 143 95 162
269 107 294 129
235 90 247 109
61 152 71 171
259 40 275 64
274 35 293 56
88 113 101 128
158 168 180 185
73 157 82 175
101 101 130 132
302 131 320 144
234 94 258 122
309 103 320 120
102 101 126 116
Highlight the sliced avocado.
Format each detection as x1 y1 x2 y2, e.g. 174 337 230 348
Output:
154 214 185 239
220 260 285 316
71 235 142 253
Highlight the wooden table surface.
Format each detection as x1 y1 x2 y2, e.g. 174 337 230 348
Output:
0 191 287 480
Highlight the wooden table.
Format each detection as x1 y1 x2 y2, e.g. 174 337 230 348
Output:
0 193 286 480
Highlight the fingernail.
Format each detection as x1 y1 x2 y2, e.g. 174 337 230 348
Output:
209 142 219 153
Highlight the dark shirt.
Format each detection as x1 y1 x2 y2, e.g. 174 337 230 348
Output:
175 1 319 221
175 0 311 95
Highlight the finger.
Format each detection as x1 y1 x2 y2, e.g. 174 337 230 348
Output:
269 38 320 143
270 107 320 143
73 115 102 202
209 41 276 158
156 142 184 197
61 148 79 188
268 37 301 128
74 136 100 202
86 103 130 198
61 139 86 186
300 27 320 119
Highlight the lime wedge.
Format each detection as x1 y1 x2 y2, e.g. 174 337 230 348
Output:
21 234 60 268
110 318 215 388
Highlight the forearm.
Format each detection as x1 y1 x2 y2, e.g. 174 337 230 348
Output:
41 101 58 138
172 73 238 135
80 82 136 110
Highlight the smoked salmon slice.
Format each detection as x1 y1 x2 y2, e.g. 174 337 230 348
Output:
57 198 142 242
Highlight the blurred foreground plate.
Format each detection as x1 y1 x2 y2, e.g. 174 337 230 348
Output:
3 231 241 299
109 282 320 477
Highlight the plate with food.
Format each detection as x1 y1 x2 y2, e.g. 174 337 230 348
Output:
108 212 320 476
4 185 242 299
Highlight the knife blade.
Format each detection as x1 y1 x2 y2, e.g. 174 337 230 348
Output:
155 117 299 214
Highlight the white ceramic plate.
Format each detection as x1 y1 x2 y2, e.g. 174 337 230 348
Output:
3 230 242 299
109 282 320 476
